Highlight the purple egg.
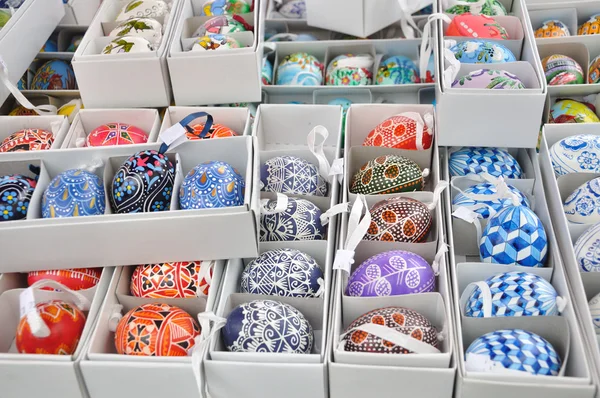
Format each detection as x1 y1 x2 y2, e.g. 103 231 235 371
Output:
346 250 435 297
452 69 526 89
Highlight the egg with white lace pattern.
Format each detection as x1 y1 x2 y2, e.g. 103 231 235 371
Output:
260 197 325 241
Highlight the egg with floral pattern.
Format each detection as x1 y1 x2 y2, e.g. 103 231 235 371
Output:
116 0 169 21
564 177 600 224
103 36 153 54
260 197 325 241
445 0 507 16
201 0 250 15
450 40 516 64
549 134 600 175
109 17 163 45
86 123 148 147
276 52 324 85
446 13 509 39
185 123 238 139
375 55 420 85
193 14 250 37
549 100 600 124
0 174 36 222
452 69 526 89
262 57 273 84
43 169 105 218
326 54 374 86
588 292 600 333
350 155 425 195
31 60 77 90
0 129 54 152
574 222 600 272
589 55 600 84
449 147 523 178
131 261 214 298
365 197 432 242
179 161 245 209
191 34 240 51
261 155 328 197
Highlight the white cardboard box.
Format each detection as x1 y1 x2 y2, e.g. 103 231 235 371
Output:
61 0 102 25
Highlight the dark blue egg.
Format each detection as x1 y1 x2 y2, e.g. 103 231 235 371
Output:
42 169 105 218
260 197 325 241
179 160 245 210
0 174 36 221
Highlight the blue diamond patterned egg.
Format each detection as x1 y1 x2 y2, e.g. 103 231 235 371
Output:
241 248 323 297
465 272 560 317
564 177 600 224
449 147 523 178
480 205 548 267
451 40 516 64
466 329 561 376
453 182 530 219
261 155 328 197
574 222 600 272
223 299 314 353
0 174 37 222
550 134 600 176
179 161 245 210
260 197 325 241
42 169 105 218
588 292 600 334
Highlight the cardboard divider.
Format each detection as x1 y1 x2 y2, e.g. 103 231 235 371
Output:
0 273 28 295
181 12 254 40
313 88 372 105
0 116 69 152
446 61 541 90
180 31 255 52
529 8 579 40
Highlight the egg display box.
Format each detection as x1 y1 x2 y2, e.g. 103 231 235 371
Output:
440 147 596 398
0 114 70 151
167 0 263 106
0 267 114 398
265 0 304 23
61 0 102 25
72 0 183 108
78 262 224 398
35 26 88 61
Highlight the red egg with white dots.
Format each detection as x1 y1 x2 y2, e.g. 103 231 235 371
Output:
28 268 102 291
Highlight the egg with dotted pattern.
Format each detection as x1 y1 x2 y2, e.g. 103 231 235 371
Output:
179 161 245 210
365 197 432 242
350 155 425 195
43 169 106 218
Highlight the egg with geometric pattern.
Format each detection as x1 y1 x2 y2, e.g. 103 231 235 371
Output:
452 182 530 219
261 155 328 197
86 123 148 147
130 261 214 298
549 134 600 176
0 129 54 152
449 147 523 179
28 268 102 291
362 114 433 150
260 197 325 241
564 177 600 224
179 161 245 210
42 169 106 218
350 155 425 195
574 222 600 272
365 197 432 243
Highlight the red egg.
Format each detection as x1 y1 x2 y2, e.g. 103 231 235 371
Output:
130 261 214 298
0 129 54 152
28 268 102 291
363 115 432 150
186 123 238 139
446 13 509 40
16 300 86 355
85 123 148 147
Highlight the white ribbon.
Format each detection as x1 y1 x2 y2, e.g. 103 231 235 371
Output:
315 278 325 298
82 159 105 173
452 206 483 243
419 13 453 81
396 112 434 151
441 0 487 15
260 193 289 215
191 312 227 398
396 0 433 39
451 174 523 217
333 195 371 274
320 202 349 226
108 304 124 332
431 243 449 276
307 125 343 184
330 158 344 185
333 56 374 70
339 323 441 353
428 180 450 210
443 40 463 88
461 281 494 317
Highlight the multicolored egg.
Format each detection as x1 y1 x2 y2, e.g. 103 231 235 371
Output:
542 54 584 85
452 182 530 219
445 0 507 16
110 150 175 214
326 54 374 86
363 114 432 150
191 34 240 51
535 20 570 38
588 292 600 333
425 55 435 83
67 35 83 52
328 97 351 143
185 123 237 139
27 268 102 291
446 13 509 40
9 106 37 116
276 52 324 85
241 249 323 297
115 0 169 21
450 40 516 63
41 39 57 52
179 161 245 209
480 205 548 267
223 300 313 353
0 174 36 222
109 17 163 45
201 0 250 16
260 197 325 241
365 197 432 242
16 300 86 355
261 155 328 196
449 147 523 178
466 329 561 376
31 60 77 90
452 69 525 89
262 57 273 84
549 100 600 124
590 55 600 84
579 14 600 35
346 250 435 297
0 129 54 152
375 55 420 85
115 303 200 356
130 261 214 298
103 36 153 54
43 169 105 218
549 134 600 175
564 178 600 224
193 14 250 37
342 307 439 353
86 123 148 147
574 222 600 271
350 155 425 195
275 0 306 19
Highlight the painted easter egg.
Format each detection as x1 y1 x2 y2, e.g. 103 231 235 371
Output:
450 40 516 63
579 14 600 35
453 182 530 219
261 155 328 197
193 14 250 37
588 292 600 333
109 17 163 45
341 307 439 353
266 33 317 42
549 100 600 124
535 20 570 38
346 250 435 297
480 205 548 267
179 161 245 209
201 0 250 15
191 34 240 51
130 261 214 298
365 197 432 243
31 60 77 90
465 329 561 376
465 272 559 317
43 169 105 218
449 147 523 178
350 155 425 195
260 197 325 241
185 123 238 139
574 222 600 271
550 134 600 175
16 300 86 355
241 249 323 297
452 69 525 89
41 40 57 52
262 57 273 84
0 129 54 152
425 55 435 83
0 174 36 222
103 36 153 54
116 0 169 21
328 97 351 142
27 268 101 291
223 300 314 353
115 303 200 356
276 52 324 85
9 106 37 116
445 0 507 16
110 150 175 213
326 54 374 86
275 0 306 19
375 55 420 85
446 14 509 40
590 55 600 84
86 123 148 147
363 114 432 150
542 54 584 85
67 35 83 52
564 178 600 224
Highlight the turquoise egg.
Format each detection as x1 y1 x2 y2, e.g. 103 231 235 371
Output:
451 40 517 64
376 55 420 85
276 52 323 85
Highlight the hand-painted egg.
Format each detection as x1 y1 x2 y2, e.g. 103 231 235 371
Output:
41 39 57 52
465 272 559 317
130 261 214 298
0 9 10 28
480 205 548 267
466 329 561 376
449 147 523 178
262 57 273 84
191 34 240 51
193 14 250 37
375 55 420 85
9 106 37 116
549 100 600 124
453 182 530 219
201 0 250 16
109 17 163 45
223 300 313 353
241 249 323 297
185 123 237 139
363 114 432 150
67 35 83 52
31 60 77 90
574 222 600 271
590 55 600 84
116 0 169 21
550 134 600 175
425 55 435 83
115 303 200 356
350 155 425 195
535 20 570 38
328 97 351 142
0 174 36 221
86 123 148 147
276 52 324 85
342 307 438 353
103 36 153 54
346 250 435 297
179 161 245 209
261 155 328 196
588 292 600 333
445 0 507 16
260 197 325 241
366 197 432 242
326 54 374 86
27 268 102 291
542 54 584 85
275 0 306 19
446 13 509 40
43 169 105 218
452 69 525 89
16 300 86 355
450 40 516 63
0 129 54 152
110 150 175 214
265 32 317 42
579 14 600 35
564 178 600 224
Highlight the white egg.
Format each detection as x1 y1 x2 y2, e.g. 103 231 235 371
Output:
550 134 600 176
574 222 600 272
102 36 153 54
589 292 600 334
116 0 169 21
564 177 600 224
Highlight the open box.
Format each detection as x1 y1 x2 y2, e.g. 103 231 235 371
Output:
0 115 69 154
61 0 102 25
159 106 253 138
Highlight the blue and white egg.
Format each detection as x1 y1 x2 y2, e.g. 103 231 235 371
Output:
261 155 328 197
43 169 105 218
451 40 517 64
274 0 306 19
550 134 600 176
564 177 600 224
574 222 600 272
260 197 325 241
452 182 530 219
449 147 523 179
179 161 245 210
588 292 600 334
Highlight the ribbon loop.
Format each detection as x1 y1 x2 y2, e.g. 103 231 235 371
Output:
333 195 372 273
108 304 124 332
431 243 449 276
460 281 493 317
191 312 227 398
443 42 462 87
260 192 289 215
419 13 453 81
428 180 449 210
82 159 104 174
307 125 333 181
320 202 349 226
339 323 441 354
452 206 483 243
